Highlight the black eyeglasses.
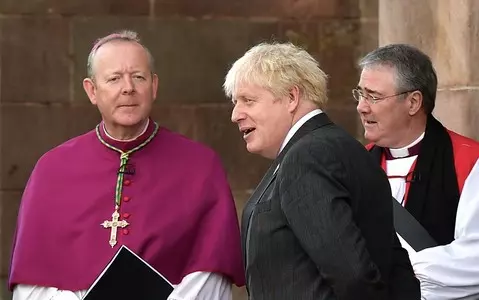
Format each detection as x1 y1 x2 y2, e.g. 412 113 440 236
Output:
352 88 415 104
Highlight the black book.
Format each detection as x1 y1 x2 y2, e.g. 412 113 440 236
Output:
82 245 174 300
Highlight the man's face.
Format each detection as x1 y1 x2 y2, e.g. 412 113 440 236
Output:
84 40 158 129
356 65 412 148
231 82 293 159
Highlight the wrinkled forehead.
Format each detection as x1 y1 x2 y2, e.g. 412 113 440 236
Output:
234 80 268 96
359 64 398 92
93 41 150 71
95 40 147 59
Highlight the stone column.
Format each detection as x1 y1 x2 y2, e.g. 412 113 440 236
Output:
379 0 479 140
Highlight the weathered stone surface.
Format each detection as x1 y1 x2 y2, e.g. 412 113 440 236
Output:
431 0 474 88
0 190 22 277
155 0 359 19
151 104 197 139
379 0 479 88
469 0 479 86
325 103 360 138
155 0 248 18
233 285 247 300
357 19 379 58
247 0 359 20
277 21 319 51
434 89 479 141
0 0 150 15
379 0 479 141
192 105 270 191
65 105 102 138
71 18 279 105
276 20 362 105
0 17 70 103
232 189 254 223
0 277 12 300
0 105 99 190
149 20 275 105
359 0 378 19
379 0 436 50
316 20 362 103
249 0 336 20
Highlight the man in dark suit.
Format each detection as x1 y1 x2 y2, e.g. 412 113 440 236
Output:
223 42 420 300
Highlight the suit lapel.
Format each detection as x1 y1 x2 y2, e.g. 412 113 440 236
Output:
278 112 332 158
241 112 333 267
241 113 333 232
241 161 279 237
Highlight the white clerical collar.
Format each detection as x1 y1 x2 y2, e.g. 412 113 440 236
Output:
103 119 150 142
278 109 322 154
389 132 425 158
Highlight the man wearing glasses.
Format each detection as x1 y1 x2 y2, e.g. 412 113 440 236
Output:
355 43 479 299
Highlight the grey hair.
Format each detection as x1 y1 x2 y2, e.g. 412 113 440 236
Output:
358 43 437 115
86 30 155 78
223 42 329 108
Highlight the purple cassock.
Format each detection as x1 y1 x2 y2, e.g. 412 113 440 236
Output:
8 119 245 291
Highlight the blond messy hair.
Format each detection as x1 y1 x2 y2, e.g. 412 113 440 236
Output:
223 42 328 108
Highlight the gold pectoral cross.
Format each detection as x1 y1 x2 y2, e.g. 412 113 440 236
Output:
101 209 129 247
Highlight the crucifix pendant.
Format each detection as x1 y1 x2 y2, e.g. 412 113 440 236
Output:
101 209 129 247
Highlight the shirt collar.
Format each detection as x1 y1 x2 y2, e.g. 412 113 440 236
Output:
387 132 425 159
279 109 322 155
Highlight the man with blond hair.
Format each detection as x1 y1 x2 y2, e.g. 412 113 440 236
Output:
224 42 420 299
8 30 244 300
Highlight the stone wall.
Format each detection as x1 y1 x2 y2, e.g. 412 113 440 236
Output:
379 0 479 141
0 1 378 299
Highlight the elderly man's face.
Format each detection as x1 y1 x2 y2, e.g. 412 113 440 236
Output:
356 65 413 148
231 82 294 159
84 40 158 131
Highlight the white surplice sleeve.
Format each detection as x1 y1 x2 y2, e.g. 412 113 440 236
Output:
12 272 231 300
168 271 232 300
13 285 83 300
409 158 479 300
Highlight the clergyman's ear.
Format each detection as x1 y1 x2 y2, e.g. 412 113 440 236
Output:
151 73 159 102
408 91 423 116
83 78 97 105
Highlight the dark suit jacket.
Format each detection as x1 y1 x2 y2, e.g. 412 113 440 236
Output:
241 113 420 300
